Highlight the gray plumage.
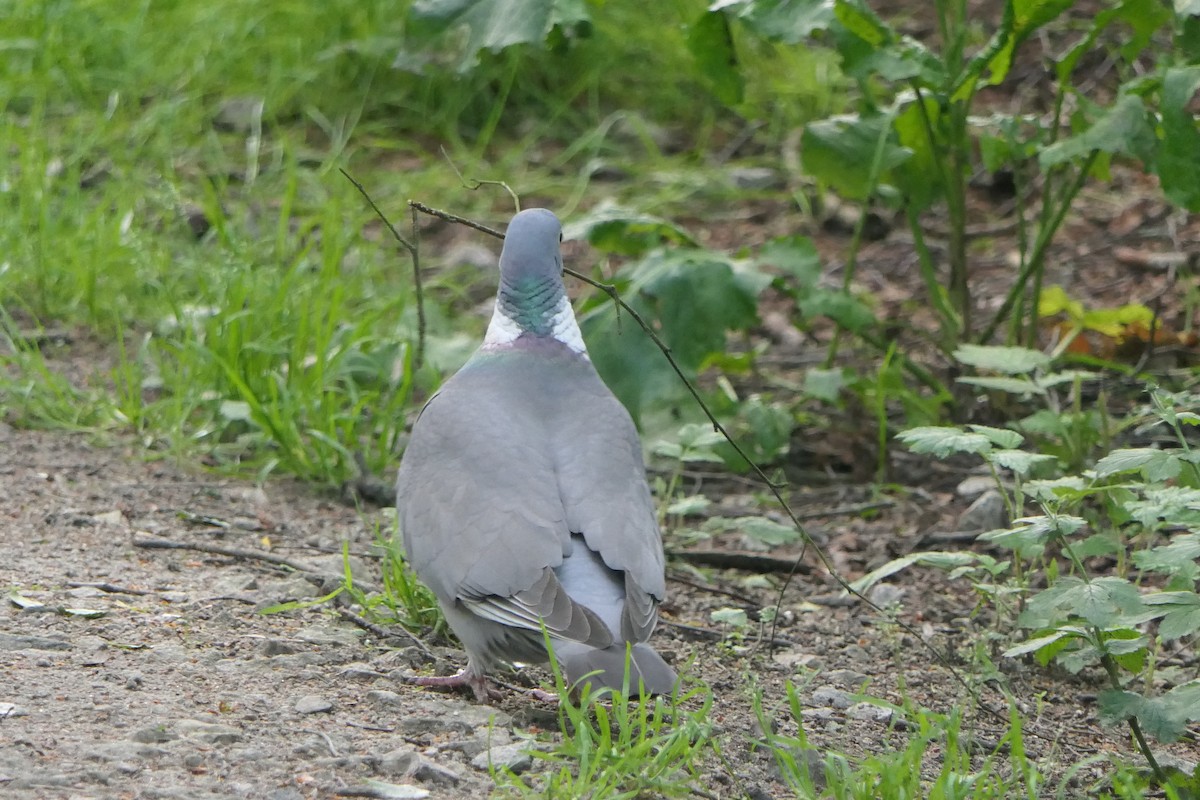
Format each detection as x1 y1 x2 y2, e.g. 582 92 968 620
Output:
396 208 676 701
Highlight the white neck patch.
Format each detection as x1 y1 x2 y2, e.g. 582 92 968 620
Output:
483 294 589 357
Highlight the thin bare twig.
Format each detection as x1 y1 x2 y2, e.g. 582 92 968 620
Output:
133 534 317 572
339 169 425 370
439 146 521 210
65 581 151 596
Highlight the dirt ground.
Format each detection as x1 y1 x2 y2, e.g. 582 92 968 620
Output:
5 7 1200 794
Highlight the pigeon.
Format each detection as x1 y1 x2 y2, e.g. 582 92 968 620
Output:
396 208 676 702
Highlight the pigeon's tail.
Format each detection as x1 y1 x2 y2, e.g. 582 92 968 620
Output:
558 642 677 697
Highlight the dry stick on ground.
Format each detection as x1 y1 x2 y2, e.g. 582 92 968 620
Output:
396 200 1011 725
131 534 434 657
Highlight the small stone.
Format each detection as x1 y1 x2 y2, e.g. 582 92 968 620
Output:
810 686 852 709
92 509 127 527
260 639 301 657
959 489 1008 532
86 742 170 762
131 725 177 744
0 703 29 718
339 662 384 681
867 583 906 608
397 701 511 736
0 633 70 651
294 695 333 715
177 719 244 745
366 690 404 708
294 624 361 647
955 475 996 499
728 166 785 191
377 748 419 776
470 742 531 773
847 702 893 722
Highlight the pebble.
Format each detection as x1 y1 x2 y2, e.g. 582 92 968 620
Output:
959 489 1008 532
470 742 531 773
131 725 177 744
867 583 906 608
396 701 511 736
810 686 853 709
0 702 30 718
294 695 333 715
847 702 893 722
177 719 245 745
0 633 71 651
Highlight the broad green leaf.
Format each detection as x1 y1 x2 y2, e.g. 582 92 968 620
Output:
711 607 749 627
581 248 761 421
953 344 1050 374
665 495 711 516
849 551 977 593
1124 487 1200 529
688 11 745 105
891 96 948 209
798 289 875 332
958 376 1046 396
1003 628 1083 659
739 516 801 546
563 202 698 256
712 0 836 43
985 0 1074 84
966 424 1023 449
1039 93 1156 168
989 449 1055 476
800 114 911 200
896 426 993 457
1157 66 1200 210
1132 534 1200 580
804 367 846 402
1056 0 1169 83
759 236 822 288
1094 448 1180 480
1164 680 1200 721
1144 592 1200 640
396 0 591 73
1022 576 1146 628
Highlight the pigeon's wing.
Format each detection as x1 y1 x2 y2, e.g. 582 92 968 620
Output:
396 361 612 649
551 362 666 644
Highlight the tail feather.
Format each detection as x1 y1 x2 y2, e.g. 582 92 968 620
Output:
558 642 677 696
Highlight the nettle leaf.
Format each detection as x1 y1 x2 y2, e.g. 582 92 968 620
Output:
758 236 822 289
1143 592 1200 640
953 344 1050 374
1003 627 1085 659
1039 93 1156 168
1165 681 1200 722
1124 487 1200 529
703 515 800 546
1094 447 1181 480
966 424 1023 449
800 114 912 200
990 449 1056 476
395 0 591 73
563 202 698 256
1021 576 1146 628
798 289 875 332
804 367 847 402
712 0 836 44
1157 66 1200 211
896 426 993 457
711 606 749 627
1132 533 1200 580
958 376 1046 397
982 514 1082 555
689 11 745 105
1100 691 1190 742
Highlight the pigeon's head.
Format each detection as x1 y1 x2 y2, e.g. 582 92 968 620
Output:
499 208 563 284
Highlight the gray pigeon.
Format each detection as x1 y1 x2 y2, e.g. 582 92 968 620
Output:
396 208 676 702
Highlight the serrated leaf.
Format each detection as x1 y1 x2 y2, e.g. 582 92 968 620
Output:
798 289 875 332
958 376 1047 396
896 426 993 457
759 236 822 288
1144 592 1200 640
711 607 749 627
1098 689 1143 726
1023 576 1147 628
1133 534 1200 580
1039 93 1156 168
1094 447 1179 479
713 0 837 43
738 516 801 546
563 202 697 256
953 344 1051 374
665 494 712 516
396 0 592 73
804 367 846 402
966 425 1024 449
989 449 1055 476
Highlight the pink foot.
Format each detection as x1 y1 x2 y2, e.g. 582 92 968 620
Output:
408 669 496 702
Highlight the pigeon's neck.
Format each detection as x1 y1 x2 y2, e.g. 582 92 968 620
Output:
483 275 587 356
